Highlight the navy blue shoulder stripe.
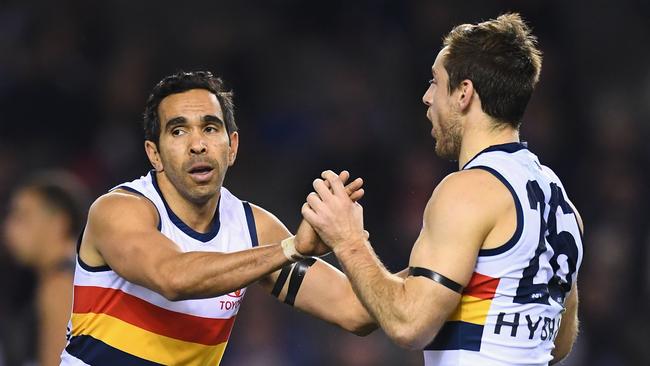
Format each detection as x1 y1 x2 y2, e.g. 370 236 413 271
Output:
242 202 259 247
65 335 164 366
462 142 528 170
113 185 162 231
469 165 524 256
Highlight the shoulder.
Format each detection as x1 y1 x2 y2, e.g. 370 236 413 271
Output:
88 189 159 230
428 169 512 212
424 170 512 229
248 203 291 245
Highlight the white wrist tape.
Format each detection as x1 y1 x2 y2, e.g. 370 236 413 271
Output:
281 236 305 262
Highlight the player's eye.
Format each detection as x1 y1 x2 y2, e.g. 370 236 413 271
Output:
171 128 185 136
204 126 218 133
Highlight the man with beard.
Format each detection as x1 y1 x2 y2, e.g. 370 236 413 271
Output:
302 13 584 366
60 71 375 365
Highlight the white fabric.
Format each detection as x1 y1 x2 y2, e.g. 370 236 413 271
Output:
423 145 583 366
60 171 256 364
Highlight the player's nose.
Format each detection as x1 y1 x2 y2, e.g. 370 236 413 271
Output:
422 87 433 106
188 131 207 154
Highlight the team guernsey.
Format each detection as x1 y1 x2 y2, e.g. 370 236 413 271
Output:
424 143 583 366
60 171 259 366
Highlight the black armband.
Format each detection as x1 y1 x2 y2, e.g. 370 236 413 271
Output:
408 266 464 294
284 257 317 306
271 264 293 298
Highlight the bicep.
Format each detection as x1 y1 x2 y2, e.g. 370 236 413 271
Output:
403 173 497 331
85 193 184 292
407 185 490 294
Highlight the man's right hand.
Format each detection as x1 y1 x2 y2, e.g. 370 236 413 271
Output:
295 170 364 256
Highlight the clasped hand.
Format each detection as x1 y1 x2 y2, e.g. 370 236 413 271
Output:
295 170 367 256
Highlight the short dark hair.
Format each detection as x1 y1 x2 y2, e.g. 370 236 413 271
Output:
21 171 89 238
443 13 542 128
143 71 238 144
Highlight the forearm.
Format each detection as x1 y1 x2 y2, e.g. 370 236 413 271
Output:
333 240 420 345
265 258 378 336
159 244 290 300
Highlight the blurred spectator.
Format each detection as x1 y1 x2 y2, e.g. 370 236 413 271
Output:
2 171 88 366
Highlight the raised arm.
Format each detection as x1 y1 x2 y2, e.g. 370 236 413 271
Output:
252 206 377 336
80 191 293 301
303 170 503 348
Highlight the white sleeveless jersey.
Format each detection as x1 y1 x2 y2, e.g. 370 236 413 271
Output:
60 171 259 366
423 143 583 366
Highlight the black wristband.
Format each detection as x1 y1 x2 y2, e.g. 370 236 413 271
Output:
284 257 317 306
271 265 293 298
408 266 464 294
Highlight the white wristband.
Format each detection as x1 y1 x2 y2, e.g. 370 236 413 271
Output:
281 236 305 262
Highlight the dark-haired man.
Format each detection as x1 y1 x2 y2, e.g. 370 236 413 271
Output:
4 172 88 366
303 14 583 365
60 71 375 365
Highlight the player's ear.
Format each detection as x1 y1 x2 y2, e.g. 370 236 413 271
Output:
144 140 164 172
227 131 239 166
457 79 474 112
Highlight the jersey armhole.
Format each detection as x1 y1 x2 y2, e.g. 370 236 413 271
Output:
75 226 112 272
468 165 524 257
242 201 259 247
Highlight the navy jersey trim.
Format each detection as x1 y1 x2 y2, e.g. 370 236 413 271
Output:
242 201 259 247
112 185 162 231
77 256 112 273
150 171 221 242
66 334 164 366
461 142 528 170
468 165 524 257
425 321 483 352
75 226 112 272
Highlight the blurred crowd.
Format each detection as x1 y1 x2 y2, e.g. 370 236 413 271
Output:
1 0 649 365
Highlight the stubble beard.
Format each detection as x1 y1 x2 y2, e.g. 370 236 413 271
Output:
434 109 463 162
161 154 225 205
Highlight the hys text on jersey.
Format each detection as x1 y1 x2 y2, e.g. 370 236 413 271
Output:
494 312 561 342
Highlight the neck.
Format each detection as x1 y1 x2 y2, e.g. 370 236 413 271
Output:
156 171 220 233
457 122 520 170
35 237 74 276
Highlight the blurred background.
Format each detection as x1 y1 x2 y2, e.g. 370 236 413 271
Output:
1 0 649 365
